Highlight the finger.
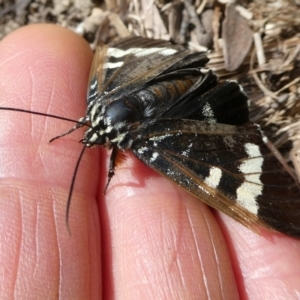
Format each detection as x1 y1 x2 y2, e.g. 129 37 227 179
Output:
100 153 239 299
218 214 300 299
0 24 101 299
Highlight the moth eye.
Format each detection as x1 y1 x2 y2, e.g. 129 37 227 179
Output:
105 97 141 123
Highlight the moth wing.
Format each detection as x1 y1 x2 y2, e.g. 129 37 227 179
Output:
161 78 249 125
87 43 109 104
87 37 198 103
131 119 300 238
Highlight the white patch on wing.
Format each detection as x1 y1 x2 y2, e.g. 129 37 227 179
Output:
138 147 148 154
181 150 189 157
202 103 214 117
149 133 173 142
103 61 124 69
159 49 179 56
181 143 193 156
107 47 178 59
89 78 98 89
150 152 159 162
237 83 245 93
202 103 216 123
204 167 222 189
236 143 263 214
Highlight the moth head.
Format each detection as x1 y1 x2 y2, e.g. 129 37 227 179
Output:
82 96 141 148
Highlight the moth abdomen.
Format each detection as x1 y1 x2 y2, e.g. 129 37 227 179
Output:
104 77 195 124
134 78 197 118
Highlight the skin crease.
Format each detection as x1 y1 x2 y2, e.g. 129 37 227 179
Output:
0 24 299 300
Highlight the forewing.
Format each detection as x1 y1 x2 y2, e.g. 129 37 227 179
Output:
131 119 300 238
87 36 193 103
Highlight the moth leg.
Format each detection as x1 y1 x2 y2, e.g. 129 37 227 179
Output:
104 146 118 194
49 118 87 143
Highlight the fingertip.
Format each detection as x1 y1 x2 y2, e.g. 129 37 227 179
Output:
101 154 239 298
1 23 92 62
0 24 93 115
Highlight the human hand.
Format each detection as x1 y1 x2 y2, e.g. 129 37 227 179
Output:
0 24 299 299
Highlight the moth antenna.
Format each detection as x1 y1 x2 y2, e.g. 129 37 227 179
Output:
0 107 88 125
66 145 87 235
0 107 91 143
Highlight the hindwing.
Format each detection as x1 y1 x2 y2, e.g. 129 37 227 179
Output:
130 119 300 237
160 79 249 125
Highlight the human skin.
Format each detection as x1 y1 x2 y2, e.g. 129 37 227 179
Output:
0 24 299 300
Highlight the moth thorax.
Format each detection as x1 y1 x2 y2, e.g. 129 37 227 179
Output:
105 97 142 124
83 113 131 148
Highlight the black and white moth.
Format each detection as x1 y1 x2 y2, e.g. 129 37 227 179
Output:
3 36 300 238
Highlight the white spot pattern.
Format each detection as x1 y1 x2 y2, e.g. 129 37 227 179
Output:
103 61 124 69
150 152 159 162
202 103 216 123
107 47 178 59
236 143 263 214
149 133 173 142
138 147 148 154
204 167 222 188
202 103 214 117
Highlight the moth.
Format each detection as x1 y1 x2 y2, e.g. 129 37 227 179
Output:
2 36 300 238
